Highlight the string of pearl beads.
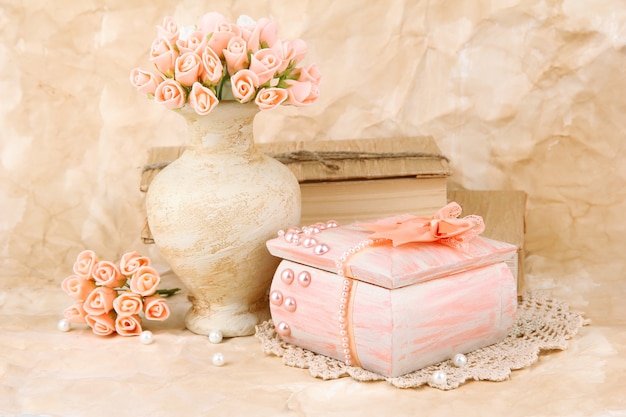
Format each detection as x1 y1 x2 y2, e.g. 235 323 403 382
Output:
277 220 339 255
334 237 390 366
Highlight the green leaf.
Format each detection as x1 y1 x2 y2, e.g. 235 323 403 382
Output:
277 79 290 89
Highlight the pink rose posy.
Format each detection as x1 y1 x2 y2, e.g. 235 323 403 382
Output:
61 250 178 337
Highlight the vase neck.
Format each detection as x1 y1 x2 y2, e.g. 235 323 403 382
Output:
182 102 259 153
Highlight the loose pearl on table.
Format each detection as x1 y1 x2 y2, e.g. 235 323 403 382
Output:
57 318 70 332
140 330 154 345
452 353 468 367
208 330 223 344
212 352 225 367
431 370 447 385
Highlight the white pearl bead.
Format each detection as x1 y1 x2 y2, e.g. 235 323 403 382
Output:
140 330 154 345
452 353 468 367
208 330 223 344
284 297 297 312
431 370 447 385
280 269 294 285
57 318 70 332
297 271 311 287
212 352 225 367
314 243 330 255
276 321 291 336
302 237 317 248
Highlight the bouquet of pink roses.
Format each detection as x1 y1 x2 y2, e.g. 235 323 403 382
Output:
61 250 178 336
130 12 321 114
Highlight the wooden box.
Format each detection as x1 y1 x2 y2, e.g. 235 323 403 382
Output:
448 189 527 292
139 137 451 243
265 217 518 377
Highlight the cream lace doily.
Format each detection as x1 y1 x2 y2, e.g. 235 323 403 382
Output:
255 291 589 390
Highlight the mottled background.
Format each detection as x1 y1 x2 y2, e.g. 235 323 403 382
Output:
1 1 625 415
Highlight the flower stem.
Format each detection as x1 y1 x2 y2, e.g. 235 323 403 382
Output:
156 288 181 297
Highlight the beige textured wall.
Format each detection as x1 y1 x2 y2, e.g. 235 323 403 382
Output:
1 1 625 286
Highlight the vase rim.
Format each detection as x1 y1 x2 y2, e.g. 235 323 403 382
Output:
177 101 259 119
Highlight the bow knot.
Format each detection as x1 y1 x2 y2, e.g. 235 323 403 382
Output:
356 202 485 248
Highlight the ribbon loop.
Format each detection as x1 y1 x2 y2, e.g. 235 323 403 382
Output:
356 202 485 248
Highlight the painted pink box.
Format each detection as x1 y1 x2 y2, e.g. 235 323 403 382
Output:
265 219 518 378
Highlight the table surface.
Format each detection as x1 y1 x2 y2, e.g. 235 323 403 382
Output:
1 258 625 417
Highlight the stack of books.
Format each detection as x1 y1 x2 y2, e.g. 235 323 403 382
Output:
139 136 451 238
139 137 526 292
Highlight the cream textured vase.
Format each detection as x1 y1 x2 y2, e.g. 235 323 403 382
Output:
146 102 301 337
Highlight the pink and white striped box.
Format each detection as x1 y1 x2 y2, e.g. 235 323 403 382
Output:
265 216 518 377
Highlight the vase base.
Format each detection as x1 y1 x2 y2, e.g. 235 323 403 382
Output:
184 303 271 337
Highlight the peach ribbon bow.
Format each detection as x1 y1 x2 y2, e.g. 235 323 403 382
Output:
356 202 485 247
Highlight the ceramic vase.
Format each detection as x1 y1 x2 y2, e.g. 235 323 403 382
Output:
146 102 301 337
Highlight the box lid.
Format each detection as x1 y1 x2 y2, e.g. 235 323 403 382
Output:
266 216 517 289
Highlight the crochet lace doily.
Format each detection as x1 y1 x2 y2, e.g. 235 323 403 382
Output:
254 291 589 390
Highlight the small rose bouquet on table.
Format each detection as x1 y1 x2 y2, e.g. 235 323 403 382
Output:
130 12 320 114
61 250 179 337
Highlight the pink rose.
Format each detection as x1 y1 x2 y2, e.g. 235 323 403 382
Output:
176 30 207 54
230 69 260 103
83 286 116 315
249 44 288 84
115 314 143 337
63 302 87 324
223 36 249 76
297 63 321 84
174 52 203 87
281 39 307 63
130 266 161 296
286 80 319 106
189 82 219 115
129 68 162 97
119 251 151 276
157 16 179 44
255 87 288 111
240 17 279 52
207 22 242 58
154 79 187 109
199 12 227 35
61 274 97 300
113 291 143 316
92 260 125 288
72 250 98 279
200 46 223 85
144 296 171 321
85 313 116 336
150 37 179 77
